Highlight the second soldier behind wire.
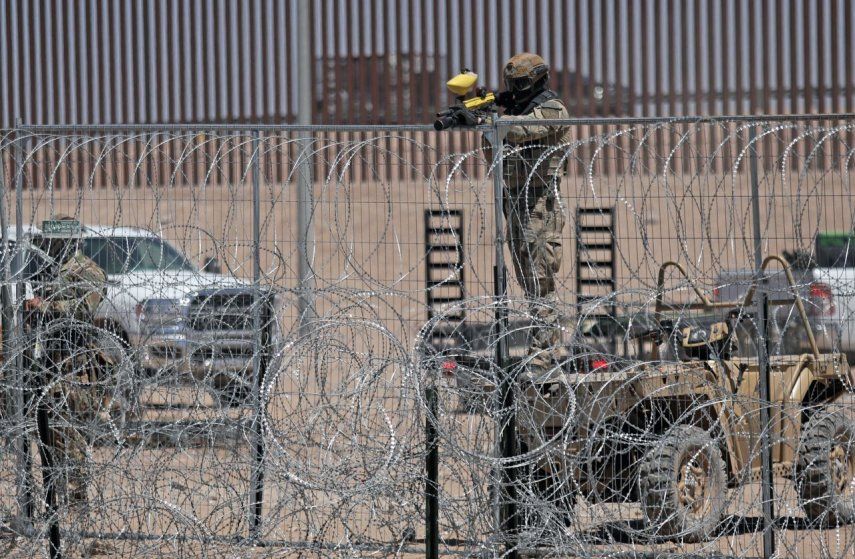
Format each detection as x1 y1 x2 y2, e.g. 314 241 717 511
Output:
29 218 107 512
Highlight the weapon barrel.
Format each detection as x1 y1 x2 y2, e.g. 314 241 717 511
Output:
434 116 456 131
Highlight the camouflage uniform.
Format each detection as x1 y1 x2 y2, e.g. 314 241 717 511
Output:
498 54 570 373
39 246 107 506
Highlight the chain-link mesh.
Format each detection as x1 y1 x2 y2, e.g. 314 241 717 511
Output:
0 119 853 558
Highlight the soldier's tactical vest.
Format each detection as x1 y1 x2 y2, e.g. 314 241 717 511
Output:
505 89 569 189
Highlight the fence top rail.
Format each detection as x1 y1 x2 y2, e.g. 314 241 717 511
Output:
5 112 855 134
491 113 855 129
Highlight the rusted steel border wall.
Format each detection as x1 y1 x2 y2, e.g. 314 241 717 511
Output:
2 0 854 128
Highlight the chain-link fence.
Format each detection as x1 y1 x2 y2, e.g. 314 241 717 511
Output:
1 117 854 558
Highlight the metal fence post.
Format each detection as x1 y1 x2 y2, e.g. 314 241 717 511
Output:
296 0 316 334
12 125 59 556
297 134 316 333
12 126 38 535
35 374 61 559
425 383 439 559
1 131 12 422
2 124 36 537
249 130 265 541
12 126 28 520
749 123 776 559
489 119 517 558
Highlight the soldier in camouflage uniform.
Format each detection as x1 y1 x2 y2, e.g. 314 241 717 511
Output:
31 218 107 509
494 53 570 376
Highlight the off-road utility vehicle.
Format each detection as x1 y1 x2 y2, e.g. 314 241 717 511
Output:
519 255 855 541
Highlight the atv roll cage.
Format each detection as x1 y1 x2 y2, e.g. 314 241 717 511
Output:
654 254 821 362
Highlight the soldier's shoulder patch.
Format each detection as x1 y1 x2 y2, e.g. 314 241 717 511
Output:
539 100 570 122
540 99 566 110
536 100 566 117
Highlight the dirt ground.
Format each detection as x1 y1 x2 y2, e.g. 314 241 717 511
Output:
20 163 855 348
1 379 853 558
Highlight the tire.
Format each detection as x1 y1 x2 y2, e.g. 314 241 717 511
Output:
638 425 727 542
796 410 855 526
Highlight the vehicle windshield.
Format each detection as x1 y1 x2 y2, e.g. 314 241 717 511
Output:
816 233 855 268
0 243 52 279
81 236 195 274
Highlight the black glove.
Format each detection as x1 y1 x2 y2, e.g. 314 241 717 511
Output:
495 90 516 110
435 107 479 130
455 107 479 126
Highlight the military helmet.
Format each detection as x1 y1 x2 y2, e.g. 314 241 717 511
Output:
503 52 549 96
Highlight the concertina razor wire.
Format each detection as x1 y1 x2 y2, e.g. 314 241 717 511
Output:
0 117 853 558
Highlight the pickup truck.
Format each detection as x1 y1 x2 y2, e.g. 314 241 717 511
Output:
811 232 855 359
713 249 840 356
2 224 275 404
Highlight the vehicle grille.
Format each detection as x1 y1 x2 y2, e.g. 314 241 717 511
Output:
150 345 182 360
191 345 255 363
188 292 257 331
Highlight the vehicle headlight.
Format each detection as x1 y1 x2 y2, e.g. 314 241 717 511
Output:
138 298 189 329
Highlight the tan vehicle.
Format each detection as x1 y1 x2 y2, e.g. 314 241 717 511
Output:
520 255 855 541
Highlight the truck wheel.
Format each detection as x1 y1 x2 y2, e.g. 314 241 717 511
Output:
796 410 855 526
638 425 726 542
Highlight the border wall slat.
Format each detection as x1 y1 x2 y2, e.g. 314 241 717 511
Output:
1 0 854 181
775 0 784 115
614 0 625 175
641 0 652 171
574 0 584 119
706 0 717 173
828 0 840 164
759 0 768 115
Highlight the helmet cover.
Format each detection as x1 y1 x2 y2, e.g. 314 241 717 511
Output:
503 53 549 95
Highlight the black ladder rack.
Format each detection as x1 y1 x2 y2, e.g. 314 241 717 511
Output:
425 209 466 349
575 207 617 348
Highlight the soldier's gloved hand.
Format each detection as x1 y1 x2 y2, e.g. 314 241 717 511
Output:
495 90 516 110
455 108 480 127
